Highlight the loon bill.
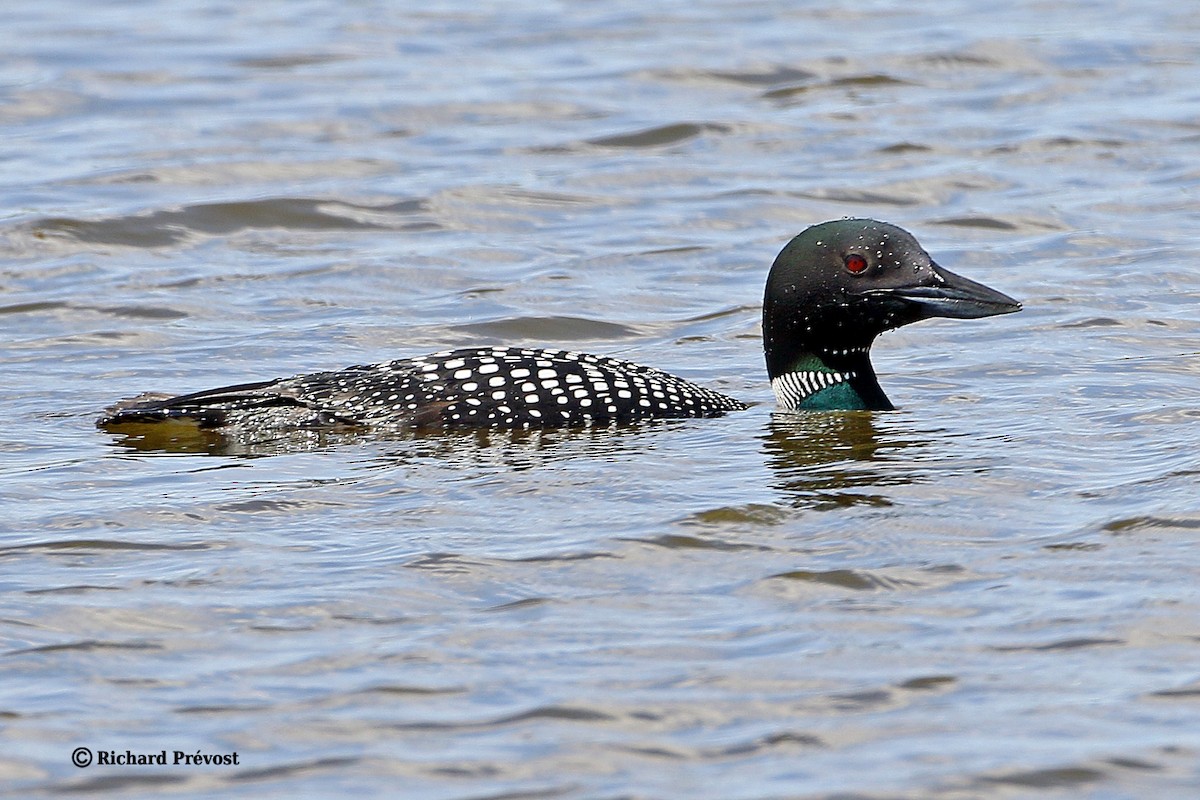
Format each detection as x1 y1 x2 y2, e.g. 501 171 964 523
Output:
98 218 1020 433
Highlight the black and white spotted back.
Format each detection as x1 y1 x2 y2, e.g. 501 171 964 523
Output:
100 347 747 431
299 347 746 427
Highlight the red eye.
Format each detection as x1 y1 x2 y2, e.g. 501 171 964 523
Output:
844 254 868 274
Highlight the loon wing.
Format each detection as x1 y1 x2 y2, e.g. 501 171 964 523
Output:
98 378 322 429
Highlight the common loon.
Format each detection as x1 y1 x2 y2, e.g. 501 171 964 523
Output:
98 219 1020 433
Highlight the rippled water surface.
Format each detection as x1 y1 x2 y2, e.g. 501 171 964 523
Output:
4 1 1200 797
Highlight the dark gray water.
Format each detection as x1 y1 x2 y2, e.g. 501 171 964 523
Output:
3 1 1200 797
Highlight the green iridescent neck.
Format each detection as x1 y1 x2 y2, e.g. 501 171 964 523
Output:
796 380 868 410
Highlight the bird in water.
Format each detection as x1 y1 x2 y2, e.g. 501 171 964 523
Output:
98 219 1020 435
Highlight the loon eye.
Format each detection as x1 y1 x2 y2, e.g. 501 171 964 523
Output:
844 254 868 274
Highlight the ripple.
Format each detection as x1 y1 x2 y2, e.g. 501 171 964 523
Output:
484 597 552 612
989 638 1125 653
353 684 464 697
677 503 789 527
175 703 273 715
710 730 826 755
585 122 732 149
24 585 121 595
394 704 616 731
231 757 360 783
8 639 162 656
214 498 348 513
763 73 915 103
75 158 392 186
979 766 1105 789
25 197 436 248
933 216 1019 230
989 134 1128 154
897 675 957 691
877 142 934 154
236 52 352 69
1104 515 1200 534
55 774 188 794
0 538 212 554
1060 316 1124 328
623 533 769 552
452 315 641 341
766 568 922 591
653 65 818 88
0 300 70 316
528 122 735 153
1148 684 1200 699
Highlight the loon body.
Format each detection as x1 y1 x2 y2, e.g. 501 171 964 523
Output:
98 219 1020 433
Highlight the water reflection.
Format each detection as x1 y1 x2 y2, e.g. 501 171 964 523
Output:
101 416 703 466
370 424 645 472
105 408 939 511
100 420 362 457
761 411 928 510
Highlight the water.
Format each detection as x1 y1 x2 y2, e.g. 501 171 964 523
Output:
3 0 1200 796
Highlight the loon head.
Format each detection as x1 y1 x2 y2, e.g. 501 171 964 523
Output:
762 218 1021 410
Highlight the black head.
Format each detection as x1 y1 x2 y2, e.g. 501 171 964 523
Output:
762 218 1021 380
